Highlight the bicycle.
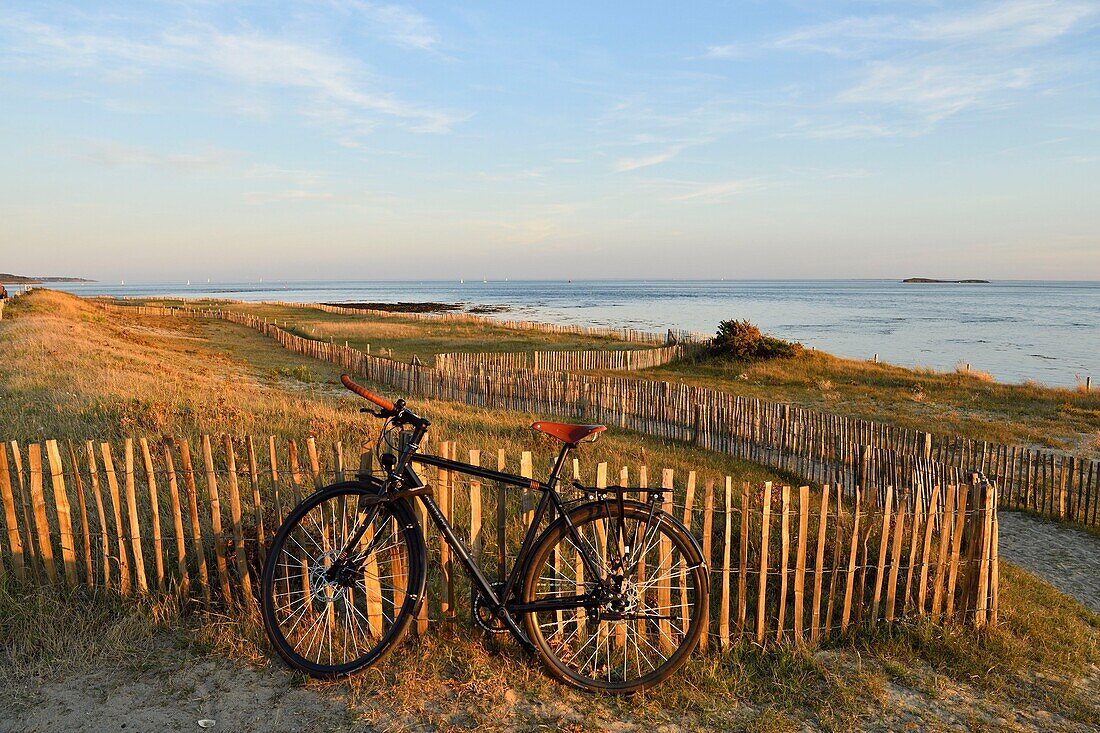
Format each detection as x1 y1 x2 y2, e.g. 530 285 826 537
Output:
260 374 710 693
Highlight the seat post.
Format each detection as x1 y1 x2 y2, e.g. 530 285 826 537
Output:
547 444 572 488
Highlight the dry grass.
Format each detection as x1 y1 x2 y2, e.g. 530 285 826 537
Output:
3 289 1100 729
103 297 653 363
4 564 1096 731
955 361 995 382
1 288 784 485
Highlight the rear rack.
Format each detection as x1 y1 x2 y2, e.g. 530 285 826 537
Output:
571 480 669 504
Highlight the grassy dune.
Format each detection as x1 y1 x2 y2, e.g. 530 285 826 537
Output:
100 296 1100 455
1 290 777 485
102 297 653 363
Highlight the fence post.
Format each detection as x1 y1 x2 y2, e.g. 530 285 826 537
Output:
719 477 731 650
223 436 254 606
124 439 149 593
66 441 94 588
810 485 829 643
871 485 894 622
45 440 78 587
84 441 111 587
0 446 25 581
777 485 790 642
202 436 232 604
163 442 190 595
700 479 714 650
179 439 210 608
737 481 749 639
139 438 165 592
100 443 131 595
755 482 772 646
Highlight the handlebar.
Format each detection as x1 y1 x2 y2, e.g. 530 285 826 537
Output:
340 374 396 412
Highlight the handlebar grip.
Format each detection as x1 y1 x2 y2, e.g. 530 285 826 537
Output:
340 374 396 412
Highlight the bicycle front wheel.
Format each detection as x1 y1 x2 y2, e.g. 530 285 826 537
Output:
521 500 709 693
260 482 426 678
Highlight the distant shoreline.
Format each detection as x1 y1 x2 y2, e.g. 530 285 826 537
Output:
323 301 511 314
902 277 990 284
0 273 94 284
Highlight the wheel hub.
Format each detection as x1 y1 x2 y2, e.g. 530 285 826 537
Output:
308 550 348 603
599 579 639 619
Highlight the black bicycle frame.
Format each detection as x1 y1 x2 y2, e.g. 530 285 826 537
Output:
333 419 609 649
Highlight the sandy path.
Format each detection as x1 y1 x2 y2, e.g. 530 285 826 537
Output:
997 510 1100 614
0 640 362 733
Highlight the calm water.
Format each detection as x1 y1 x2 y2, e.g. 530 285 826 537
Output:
36 279 1100 388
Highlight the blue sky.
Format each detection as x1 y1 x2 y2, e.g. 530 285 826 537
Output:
1 1 1098 281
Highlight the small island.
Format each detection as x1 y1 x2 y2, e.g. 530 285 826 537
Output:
0 272 94 284
902 277 990 284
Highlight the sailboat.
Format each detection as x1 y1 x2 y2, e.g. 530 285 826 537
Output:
120 279 125 286
186 280 191 286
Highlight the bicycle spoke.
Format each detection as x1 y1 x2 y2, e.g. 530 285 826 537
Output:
525 503 705 690
265 490 418 672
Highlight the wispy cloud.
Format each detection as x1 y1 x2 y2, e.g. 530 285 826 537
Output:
838 63 1033 123
702 44 743 59
64 139 325 188
614 143 688 172
774 0 1098 56
703 1 1098 136
599 97 746 174
69 140 241 173
0 13 463 137
783 119 916 140
326 1 441 51
364 4 440 50
243 190 335 205
670 178 769 202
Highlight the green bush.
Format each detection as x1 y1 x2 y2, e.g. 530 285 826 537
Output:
711 319 802 361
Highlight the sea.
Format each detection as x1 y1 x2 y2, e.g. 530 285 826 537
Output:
33 279 1100 389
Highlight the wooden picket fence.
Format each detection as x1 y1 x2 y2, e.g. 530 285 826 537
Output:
434 343 697 372
0 435 999 646
105 302 1097 528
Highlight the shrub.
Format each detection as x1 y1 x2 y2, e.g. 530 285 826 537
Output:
711 319 802 361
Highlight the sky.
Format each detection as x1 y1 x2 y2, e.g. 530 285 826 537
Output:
1 1 1098 282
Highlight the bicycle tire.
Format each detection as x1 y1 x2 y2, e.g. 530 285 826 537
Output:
260 481 427 678
520 500 709 693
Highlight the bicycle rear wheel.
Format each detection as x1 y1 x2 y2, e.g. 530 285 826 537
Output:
260 482 426 678
521 500 708 693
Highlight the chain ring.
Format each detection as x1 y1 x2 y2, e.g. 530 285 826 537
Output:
472 581 512 634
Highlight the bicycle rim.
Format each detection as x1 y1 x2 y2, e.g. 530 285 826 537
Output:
522 502 708 693
261 485 425 677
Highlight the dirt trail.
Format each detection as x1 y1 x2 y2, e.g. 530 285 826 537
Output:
0 639 361 733
996 510 1100 614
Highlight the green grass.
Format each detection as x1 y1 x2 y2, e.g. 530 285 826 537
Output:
624 350 1100 457
101 297 654 363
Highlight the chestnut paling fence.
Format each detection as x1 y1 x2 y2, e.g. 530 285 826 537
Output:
113 302 1097 529
0 435 999 647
